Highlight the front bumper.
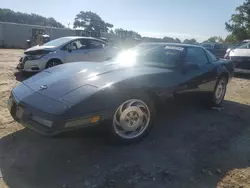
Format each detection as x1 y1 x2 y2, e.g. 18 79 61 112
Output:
230 56 250 73
234 68 250 74
16 56 47 72
8 91 105 136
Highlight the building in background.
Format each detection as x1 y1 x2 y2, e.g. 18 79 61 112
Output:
0 22 122 49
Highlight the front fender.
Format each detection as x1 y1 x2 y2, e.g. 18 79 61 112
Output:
61 88 120 120
43 50 64 64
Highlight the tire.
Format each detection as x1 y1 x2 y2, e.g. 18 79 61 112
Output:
45 59 62 69
109 92 156 144
210 76 228 106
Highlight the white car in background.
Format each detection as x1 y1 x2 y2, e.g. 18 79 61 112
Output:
227 42 250 73
17 36 118 72
224 39 250 58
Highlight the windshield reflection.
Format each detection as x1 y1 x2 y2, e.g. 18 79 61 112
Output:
112 44 183 68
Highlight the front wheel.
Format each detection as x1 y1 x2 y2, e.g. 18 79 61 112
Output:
45 59 62 69
211 77 228 106
110 95 155 143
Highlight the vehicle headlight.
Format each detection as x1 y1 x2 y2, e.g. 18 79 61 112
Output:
32 116 53 127
27 54 46 60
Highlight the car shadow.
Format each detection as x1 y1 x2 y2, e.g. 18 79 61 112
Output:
0 97 250 188
14 72 35 82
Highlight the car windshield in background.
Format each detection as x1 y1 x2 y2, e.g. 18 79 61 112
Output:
43 37 73 47
115 44 184 68
236 42 250 49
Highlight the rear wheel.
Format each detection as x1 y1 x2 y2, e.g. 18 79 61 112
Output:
46 59 62 69
110 94 155 143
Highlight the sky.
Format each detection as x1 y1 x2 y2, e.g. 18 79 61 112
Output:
1 0 245 42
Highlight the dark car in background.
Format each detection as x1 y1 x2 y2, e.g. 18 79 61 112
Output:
201 43 227 58
8 43 234 143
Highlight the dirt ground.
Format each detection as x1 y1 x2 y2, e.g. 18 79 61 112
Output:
0 49 250 188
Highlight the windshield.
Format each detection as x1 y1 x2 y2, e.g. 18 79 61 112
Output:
235 41 249 48
237 42 250 49
114 44 184 68
43 37 73 47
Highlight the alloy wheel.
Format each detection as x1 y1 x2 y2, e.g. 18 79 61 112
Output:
215 79 226 104
113 99 150 139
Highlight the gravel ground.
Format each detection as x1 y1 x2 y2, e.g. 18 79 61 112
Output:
0 49 250 188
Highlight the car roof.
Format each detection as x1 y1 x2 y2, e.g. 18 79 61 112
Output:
138 42 203 48
62 36 107 43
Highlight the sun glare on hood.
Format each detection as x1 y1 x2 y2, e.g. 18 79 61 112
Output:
77 69 87 74
88 72 99 81
116 50 137 66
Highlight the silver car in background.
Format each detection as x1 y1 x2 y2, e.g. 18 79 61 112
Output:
224 39 250 59
227 42 250 73
17 36 118 72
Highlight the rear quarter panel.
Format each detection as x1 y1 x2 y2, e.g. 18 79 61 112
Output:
216 59 234 80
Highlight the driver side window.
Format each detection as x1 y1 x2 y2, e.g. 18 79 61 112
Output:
206 50 217 63
185 47 208 65
67 39 87 50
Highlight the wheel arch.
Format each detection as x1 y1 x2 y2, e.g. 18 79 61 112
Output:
45 58 63 69
47 58 63 64
219 71 229 83
216 63 230 83
143 89 161 107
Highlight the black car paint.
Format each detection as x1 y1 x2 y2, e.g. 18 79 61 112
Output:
9 44 234 136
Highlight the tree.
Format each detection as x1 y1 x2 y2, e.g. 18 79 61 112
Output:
109 29 114 34
225 0 250 41
183 38 197 44
114 28 141 39
175 38 181 43
0 8 65 28
73 11 113 33
205 36 224 43
162 36 176 42
141 36 163 42
225 34 238 44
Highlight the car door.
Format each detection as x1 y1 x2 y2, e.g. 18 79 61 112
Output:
178 47 218 94
64 39 89 63
86 39 106 62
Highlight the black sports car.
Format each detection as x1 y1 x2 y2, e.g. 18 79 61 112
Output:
8 43 234 143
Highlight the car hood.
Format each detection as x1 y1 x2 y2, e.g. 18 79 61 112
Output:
24 45 56 55
22 61 170 102
229 48 250 57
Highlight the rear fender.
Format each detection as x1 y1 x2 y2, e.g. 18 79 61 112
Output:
216 63 232 82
